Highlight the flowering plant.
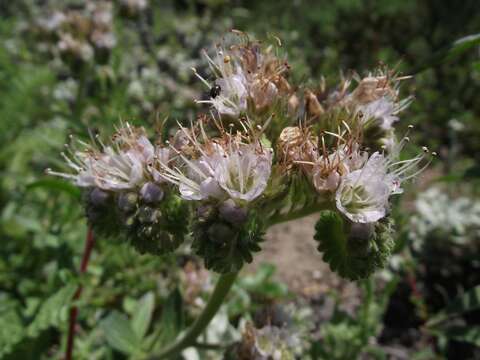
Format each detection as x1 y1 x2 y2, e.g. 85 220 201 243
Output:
48 31 433 358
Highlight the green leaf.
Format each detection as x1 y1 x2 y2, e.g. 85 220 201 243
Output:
154 289 184 348
0 305 25 358
100 311 142 355
427 285 480 327
443 326 480 347
131 292 155 340
26 179 81 199
27 284 77 337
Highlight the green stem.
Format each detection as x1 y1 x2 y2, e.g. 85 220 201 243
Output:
147 202 329 358
148 271 239 360
267 202 331 227
193 341 228 351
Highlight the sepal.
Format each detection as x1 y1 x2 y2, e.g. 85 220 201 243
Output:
192 206 265 274
314 210 395 280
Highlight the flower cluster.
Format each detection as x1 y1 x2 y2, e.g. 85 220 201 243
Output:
36 1 116 65
49 32 433 278
47 124 188 255
193 32 291 118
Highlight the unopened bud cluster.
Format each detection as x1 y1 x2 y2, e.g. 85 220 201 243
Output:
49 31 433 278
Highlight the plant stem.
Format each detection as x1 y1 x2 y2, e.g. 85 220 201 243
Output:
266 202 330 227
193 341 228 350
148 271 239 360
65 227 95 360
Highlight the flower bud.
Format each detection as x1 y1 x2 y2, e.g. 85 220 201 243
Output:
124 194 188 256
196 204 216 223
137 205 159 224
219 199 248 226
207 222 235 244
117 192 138 213
140 182 164 204
84 188 122 240
192 208 264 273
89 188 110 206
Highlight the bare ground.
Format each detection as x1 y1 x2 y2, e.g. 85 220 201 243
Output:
246 214 359 305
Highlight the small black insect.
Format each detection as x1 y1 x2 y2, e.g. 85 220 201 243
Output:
209 84 221 98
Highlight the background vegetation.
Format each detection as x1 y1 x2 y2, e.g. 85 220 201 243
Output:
0 0 479 359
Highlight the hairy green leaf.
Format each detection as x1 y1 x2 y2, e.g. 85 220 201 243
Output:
314 211 395 280
100 311 142 355
131 291 155 340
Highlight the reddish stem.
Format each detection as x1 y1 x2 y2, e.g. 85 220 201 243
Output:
65 227 95 360
407 272 422 301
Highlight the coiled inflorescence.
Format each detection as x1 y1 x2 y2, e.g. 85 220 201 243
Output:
49 31 433 278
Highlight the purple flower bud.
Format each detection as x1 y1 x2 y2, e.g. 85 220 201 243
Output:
117 192 138 213
196 204 215 222
140 182 164 204
219 199 248 225
89 188 109 207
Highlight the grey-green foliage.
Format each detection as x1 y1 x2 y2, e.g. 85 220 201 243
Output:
311 278 398 360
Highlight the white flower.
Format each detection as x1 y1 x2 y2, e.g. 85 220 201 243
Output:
215 144 272 202
313 168 341 192
47 126 157 191
193 48 248 117
311 143 367 193
211 73 248 117
335 153 392 223
160 128 272 203
178 152 224 201
358 97 398 130
335 145 432 223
